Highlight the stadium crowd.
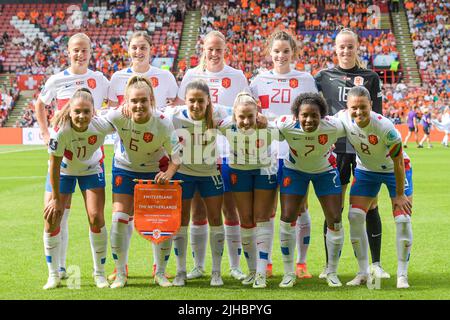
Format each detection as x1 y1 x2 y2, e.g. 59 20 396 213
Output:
196 0 398 80
0 84 20 127
0 0 448 128
404 0 449 105
5 0 189 77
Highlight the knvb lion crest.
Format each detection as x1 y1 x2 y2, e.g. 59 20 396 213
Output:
150 77 159 88
143 132 154 143
318 134 328 145
222 77 231 89
353 76 364 86
368 134 378 145
289 78 298 88
87 78 96 89
88 135 97 145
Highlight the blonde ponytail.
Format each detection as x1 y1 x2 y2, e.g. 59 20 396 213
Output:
232 92 258 123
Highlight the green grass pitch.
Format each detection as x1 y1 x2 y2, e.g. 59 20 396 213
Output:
0 144 449 300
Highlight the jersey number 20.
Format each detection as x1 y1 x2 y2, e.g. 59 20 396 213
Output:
271 89 291 104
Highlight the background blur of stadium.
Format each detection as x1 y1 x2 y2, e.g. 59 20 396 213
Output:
0 0 448 143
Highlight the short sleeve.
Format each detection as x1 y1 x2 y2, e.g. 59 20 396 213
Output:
382 123 402 147
166 72 179 98
162 120 181 157
274 117 286 142
101 75 110 100
39 76 57 105
249 76 259 98
177 70 192 100
306 74 319 93
217 116 233 135
95 116 115 135
334 117 347 138
107 74 119 102
239 72 250 92
48 129 65 157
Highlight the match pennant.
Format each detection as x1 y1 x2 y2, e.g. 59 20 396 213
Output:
133 180 182 244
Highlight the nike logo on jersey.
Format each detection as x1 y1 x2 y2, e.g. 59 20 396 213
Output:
292 137 302 140
121 128 130 131
266 81 274 84
64 84 73 88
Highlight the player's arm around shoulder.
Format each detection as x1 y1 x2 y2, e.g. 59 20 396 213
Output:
273 115 293 141
329 114 347 139
155 116 181 184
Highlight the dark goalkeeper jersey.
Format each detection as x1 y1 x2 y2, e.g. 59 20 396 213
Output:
314 66 383 154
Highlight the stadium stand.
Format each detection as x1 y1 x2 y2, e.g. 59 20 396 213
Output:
404 0 449 106
196 0 398 80
0 0 447 127
0 1 185 75
0 82 20 127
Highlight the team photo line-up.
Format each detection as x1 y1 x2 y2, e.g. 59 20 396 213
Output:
38 28 413 291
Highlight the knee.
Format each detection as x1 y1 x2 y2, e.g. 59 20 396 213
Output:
191 205 207 221
89 213 105 229
348 207 366 225
208 215 222 226
327 212 342 225
223 208 239 222
239 215 254 227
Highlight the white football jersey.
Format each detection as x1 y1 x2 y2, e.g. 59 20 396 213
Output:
250 69 318 159
106 108 179 172
48 117 114 176
275 115 346 173
165 104 229 176
337 110 403 173
108 67 178 111
178 65 249 106
250 69 318 119
217 116 277 174
39 69 109 110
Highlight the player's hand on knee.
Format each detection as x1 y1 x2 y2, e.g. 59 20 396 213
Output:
43 199 63 224
393 195 412 215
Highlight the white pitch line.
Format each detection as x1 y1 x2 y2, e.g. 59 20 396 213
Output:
0 174 113 180
0 147 46 155
0 176 46 180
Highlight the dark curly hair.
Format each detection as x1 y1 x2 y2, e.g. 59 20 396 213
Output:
291 92 329 119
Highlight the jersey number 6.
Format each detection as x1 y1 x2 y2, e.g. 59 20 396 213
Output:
130 138 139 152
